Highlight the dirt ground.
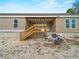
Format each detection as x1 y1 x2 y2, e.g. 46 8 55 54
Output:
0 37 79 59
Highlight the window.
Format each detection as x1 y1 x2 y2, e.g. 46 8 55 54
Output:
72 19 76 28
65 19 76 29
14 20 18 28
66 19 69 28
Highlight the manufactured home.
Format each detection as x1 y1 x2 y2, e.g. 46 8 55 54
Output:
0 13 79 40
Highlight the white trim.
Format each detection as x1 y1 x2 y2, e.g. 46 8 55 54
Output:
0 13 79 17
59 15 79 17
0 15 78 17
65 18 77 29
0 16 57 17
0 30 24 32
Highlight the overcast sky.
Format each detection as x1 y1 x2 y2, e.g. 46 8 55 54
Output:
0 0 74 13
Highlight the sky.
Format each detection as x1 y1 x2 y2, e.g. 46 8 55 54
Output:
0 0 75 13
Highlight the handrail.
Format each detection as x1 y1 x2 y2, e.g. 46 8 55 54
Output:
21 24 47 33
20 24 48 41
22 24 47 33
22 25 35 33
22 28 36 40
34 24 47 26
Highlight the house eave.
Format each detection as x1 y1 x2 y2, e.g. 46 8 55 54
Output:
0 13 78 17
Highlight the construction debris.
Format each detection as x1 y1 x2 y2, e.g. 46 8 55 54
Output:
51 33 63 45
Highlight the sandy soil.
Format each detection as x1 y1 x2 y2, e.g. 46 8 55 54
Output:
0 35 79 59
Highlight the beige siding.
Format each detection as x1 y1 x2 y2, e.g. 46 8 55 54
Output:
56 17 79 33
0 17 26 30
0 17 79 33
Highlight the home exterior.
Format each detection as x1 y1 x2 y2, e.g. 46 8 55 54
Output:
0 13 79 40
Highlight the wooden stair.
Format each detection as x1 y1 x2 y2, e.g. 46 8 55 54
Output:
20 24 48 41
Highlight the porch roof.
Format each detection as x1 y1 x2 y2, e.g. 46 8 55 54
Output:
0 13 79 17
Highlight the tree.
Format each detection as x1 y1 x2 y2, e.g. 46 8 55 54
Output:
66 0 79 14
66 8 75 15
72 0 79 14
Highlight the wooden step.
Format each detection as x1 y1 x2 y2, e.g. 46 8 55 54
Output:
20 24 48 41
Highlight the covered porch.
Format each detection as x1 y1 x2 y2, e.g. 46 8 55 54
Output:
25 17 56 32
20 17 56 40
